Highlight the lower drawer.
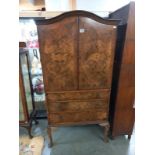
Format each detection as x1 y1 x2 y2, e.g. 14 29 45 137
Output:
48 111 108 124
48 100 108 112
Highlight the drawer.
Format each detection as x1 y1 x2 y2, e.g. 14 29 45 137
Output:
48 111 108 124
46 89 110 102
48 100 109 112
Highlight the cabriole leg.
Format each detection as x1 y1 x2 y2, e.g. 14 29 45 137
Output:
47 126 53 147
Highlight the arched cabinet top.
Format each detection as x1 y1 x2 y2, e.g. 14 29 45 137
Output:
35 10 120 26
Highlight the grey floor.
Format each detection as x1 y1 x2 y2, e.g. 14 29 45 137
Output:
20 120 135 155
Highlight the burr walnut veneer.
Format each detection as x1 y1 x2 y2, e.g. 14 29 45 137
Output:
36 11 119 147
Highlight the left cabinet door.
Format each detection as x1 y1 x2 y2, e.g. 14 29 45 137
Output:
37 17 78 92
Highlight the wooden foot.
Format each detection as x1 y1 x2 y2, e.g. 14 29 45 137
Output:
100 122 110 142
104 123 110 142
128 135 131 139
47 126 53 147
25 126 33 138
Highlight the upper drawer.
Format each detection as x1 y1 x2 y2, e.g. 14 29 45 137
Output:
46 89 110 102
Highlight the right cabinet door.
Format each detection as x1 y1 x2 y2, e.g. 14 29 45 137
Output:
78 17 117 90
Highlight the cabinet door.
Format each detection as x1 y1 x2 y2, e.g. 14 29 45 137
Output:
37 17 78 92
79 17 117 89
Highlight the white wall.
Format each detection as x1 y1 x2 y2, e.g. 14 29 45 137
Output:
76 0 130 11
45 0 131 12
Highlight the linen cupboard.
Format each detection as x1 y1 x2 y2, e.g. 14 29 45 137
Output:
36 11 119 147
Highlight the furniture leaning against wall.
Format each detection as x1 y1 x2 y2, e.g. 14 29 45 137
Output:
109 2 135 139
36 10 120 147
19 42 38 138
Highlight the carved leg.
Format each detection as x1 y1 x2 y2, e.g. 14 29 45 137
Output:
128 135 131 139
100 122 110 143
47 126 53 147
104 123 110 142
25 126 33 139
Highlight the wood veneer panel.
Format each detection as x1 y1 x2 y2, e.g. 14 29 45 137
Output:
36 10 119 145
48 100 109 112
49 111 108 124
46 89 110 101
118 64 135 88
79 17 117 89
112 87 135 137
109 2 135 138
37 17 78 92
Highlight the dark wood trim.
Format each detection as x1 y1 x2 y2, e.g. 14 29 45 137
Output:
35 10 120 25
19 17 45 20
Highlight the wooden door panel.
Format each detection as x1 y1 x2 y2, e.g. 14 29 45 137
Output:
79 17 116 89
37 17 78 92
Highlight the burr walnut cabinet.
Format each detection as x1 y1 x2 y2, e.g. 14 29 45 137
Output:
36 10 119 147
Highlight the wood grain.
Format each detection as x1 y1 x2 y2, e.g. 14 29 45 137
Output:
37 17 78 91
46 89 110 101
79 17 116 89
49 111 108 124
109 2 135 138
48 100 109 112
36 10 118 145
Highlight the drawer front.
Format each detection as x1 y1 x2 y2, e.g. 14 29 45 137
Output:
46 89 110 102
49 111 108 124
48 100 109 112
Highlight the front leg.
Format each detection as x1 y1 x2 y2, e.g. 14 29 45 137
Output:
47 126 53 147
99 122 110 142
104 123 110 142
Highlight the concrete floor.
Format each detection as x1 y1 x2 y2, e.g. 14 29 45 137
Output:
20 120 134 155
